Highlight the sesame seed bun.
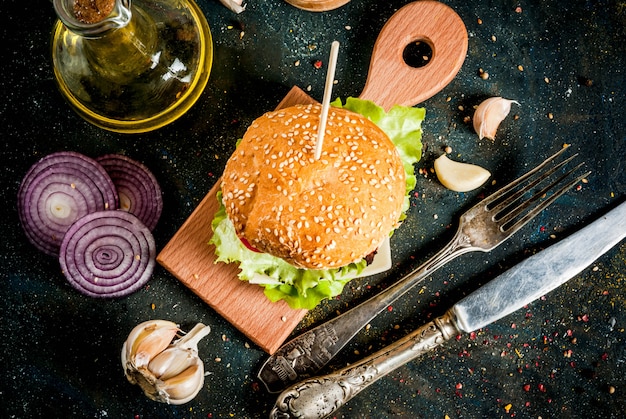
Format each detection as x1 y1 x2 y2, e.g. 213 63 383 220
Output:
221 103 406 270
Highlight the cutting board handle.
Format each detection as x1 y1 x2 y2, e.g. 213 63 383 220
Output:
359 1 468 110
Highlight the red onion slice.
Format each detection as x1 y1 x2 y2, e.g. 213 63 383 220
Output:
96 154 163 231
59 210 156 298
18 151 119 256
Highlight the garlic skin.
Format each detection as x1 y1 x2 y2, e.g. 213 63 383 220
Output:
434 154 491 192
122 320 211 405
219 0 246 13
473 97 519 140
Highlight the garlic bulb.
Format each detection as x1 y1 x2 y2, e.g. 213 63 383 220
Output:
473 97 519 140
121 320 211 405
434 154 491 192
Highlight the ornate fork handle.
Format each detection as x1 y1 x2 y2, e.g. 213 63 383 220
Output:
270 309 460 419
258 226 476 393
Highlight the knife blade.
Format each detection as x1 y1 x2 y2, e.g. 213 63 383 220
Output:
269 201 626 419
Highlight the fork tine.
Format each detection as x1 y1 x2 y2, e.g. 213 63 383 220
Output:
481 146 570 208
501 167 591 234
489 153 578 216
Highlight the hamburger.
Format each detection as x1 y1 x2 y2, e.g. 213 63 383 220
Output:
210 98 424 309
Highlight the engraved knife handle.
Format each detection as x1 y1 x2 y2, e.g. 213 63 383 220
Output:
269 309 460 419
259 228 474 393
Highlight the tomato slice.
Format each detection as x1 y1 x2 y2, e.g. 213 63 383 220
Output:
239 236 262 253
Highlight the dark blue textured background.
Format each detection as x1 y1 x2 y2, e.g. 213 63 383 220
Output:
1 0 624 417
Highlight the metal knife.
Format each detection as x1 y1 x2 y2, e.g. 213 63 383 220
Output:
269 201 626 419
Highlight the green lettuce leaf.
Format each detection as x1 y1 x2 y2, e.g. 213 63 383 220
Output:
332 97 425 217
209 98 424 309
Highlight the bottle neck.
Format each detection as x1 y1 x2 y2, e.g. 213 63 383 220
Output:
53 0 132 38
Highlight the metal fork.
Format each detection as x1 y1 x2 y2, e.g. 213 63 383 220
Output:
258 146 589 393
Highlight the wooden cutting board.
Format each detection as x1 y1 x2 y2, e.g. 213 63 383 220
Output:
157 1 467 354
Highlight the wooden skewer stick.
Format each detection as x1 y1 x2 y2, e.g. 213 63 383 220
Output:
314 41 340 160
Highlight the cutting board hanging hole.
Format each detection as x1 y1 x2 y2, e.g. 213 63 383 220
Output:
359 1 468 110
403 39 434 68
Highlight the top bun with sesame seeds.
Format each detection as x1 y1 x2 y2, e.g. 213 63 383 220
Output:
220 103 406 270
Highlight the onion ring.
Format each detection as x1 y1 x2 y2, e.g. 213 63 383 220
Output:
18 151 119 256
59 210 156 298
96 154 163 231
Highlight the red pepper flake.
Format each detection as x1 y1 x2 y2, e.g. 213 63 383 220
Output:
601 352 609 361
455 334 462 341
523 384 531 392
566 329 573 337
459 349 471 357
578 314 589 322
515 6 522 13
511 323 517 329
313 60 323 69
540 226 546 232
538 383 547 392
455 382 463 390
387 305 393 312
469 331 477 340
525 401 531 407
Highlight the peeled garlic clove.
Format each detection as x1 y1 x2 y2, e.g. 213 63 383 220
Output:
434 154 491 192
473 97 519 140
